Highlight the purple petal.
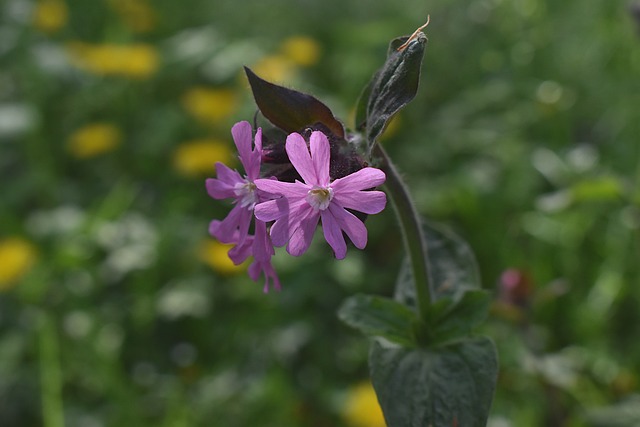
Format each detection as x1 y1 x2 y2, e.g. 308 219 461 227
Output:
206 163 244 200
268 199 312 247
206 177 235 200
331 167 386 192
321 210 347 259
287 209 320 256
252 220 275 262
332 190 387 214
211 204 250 244
269 217 290 247
255 178 308 198
255 198 289 223
228 238 254 264
285 133 317 185
248 260 261 281
310 131 330 187
262 262 281 292
253 127 263 151
215 162 244 184
328 203 368 249
231 121 253 169
237 205 252 246
208 219 222 238
249 259 281 293
245 128 262 181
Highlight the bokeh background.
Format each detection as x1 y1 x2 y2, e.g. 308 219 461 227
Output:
1 0 640 426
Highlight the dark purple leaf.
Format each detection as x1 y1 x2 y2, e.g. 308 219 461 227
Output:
244 67 344 138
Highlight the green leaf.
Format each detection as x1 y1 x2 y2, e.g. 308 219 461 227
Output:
393 221 489 345
358 31 427 150
338 294 417 347
244 67 344 138
570 176 623 202
354 78 373 131
370 336 498 427
429 290 492 344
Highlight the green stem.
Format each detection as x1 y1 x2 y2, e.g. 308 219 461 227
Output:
373 143 433 320
39 312 65 427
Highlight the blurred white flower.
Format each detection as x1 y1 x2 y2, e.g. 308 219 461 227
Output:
26 205 87 237
63 310 93 339
94 213 158 281
0 103 36 138
3 0 32 24
31 42 74 76
156 280 210 320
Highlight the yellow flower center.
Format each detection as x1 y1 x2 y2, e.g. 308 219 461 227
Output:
307 187 334 211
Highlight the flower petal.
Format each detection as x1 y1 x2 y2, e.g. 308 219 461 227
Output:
205 177 235 200
208 219 222 238
248 220 281 292
231 121 253 169
270 217 290 247
332 190 387 214
328 203 368 249
321 210 347 259
331 167 386 192
249 259 281 293
216 162 244 183
228 238 254 264
255 198 289 222
263 198 311 247
310 131 330 187
237 205 252 245
252 220 274 262
211 204 250 244
287 209 319 256
245 128 262 181
255 178 308 198
286 132 317 184
206 162 244 200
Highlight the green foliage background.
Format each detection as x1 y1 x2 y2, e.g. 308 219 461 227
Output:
1 0 640 425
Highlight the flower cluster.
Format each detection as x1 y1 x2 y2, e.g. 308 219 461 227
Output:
206 121 386 291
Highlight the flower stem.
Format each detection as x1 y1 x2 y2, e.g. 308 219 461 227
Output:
39 311 65 427
373 143 433 321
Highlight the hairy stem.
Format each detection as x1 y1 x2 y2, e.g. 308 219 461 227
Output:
373 143 433 320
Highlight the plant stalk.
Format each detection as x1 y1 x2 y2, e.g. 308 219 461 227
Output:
373 143 433 320
39 311 65 427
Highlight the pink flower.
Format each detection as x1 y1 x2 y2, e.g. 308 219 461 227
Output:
225 222 281 293
206 121 280 292
206 121 262 245
254 130 386 259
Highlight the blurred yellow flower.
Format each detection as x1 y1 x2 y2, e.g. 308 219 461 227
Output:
280 36 321 67
66 42 159 78
0 238 38 291
67 123 122 159
173 139 233 177
32 0 68 34
108 0 157 33
343 382 386 427
182 88 239 124
251 55 296 83
198 240 246 275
